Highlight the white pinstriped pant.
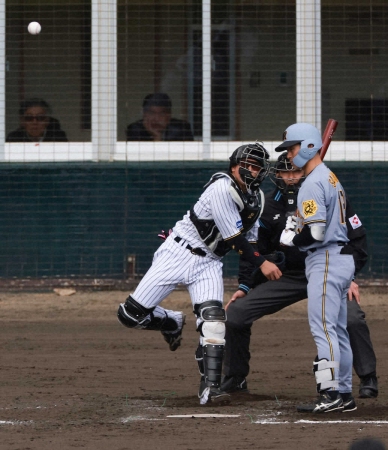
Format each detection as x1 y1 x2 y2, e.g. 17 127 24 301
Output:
131 233 224 319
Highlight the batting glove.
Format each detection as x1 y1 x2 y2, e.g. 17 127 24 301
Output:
280 229 295 247
285 215 297 231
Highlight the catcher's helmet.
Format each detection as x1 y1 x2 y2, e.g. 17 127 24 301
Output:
275 123 322 168
229 142 270 192
270 152 305 191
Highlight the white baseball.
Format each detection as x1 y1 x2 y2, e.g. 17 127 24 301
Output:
28 22 41 35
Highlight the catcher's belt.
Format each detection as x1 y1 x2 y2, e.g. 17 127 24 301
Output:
174 236 207 257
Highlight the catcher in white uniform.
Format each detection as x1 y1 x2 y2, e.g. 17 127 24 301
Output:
117 143 282 405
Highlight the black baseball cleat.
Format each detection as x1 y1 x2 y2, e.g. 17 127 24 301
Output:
220 375 249 394
341 394 357 412
198 377 231 406
296 391 344 413
359 374 378 398
161 313 186 351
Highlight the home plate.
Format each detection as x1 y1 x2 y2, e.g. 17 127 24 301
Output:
167 414 240 418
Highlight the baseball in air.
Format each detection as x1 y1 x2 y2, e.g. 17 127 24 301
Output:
28 22 41 35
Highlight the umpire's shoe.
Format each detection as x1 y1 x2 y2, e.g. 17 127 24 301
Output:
341 393 357 412
161 313 186 351
297 391 344 413
199 377 231 406
359 374 378 398
220 375 249 394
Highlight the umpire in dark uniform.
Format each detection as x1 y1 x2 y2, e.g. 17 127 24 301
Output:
222 153 378 399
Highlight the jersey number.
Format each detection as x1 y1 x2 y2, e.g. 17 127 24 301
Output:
338 190 346 224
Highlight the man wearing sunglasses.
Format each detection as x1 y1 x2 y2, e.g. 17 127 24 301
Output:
7 98 68 143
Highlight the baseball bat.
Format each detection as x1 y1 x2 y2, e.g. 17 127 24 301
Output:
320 118 338 161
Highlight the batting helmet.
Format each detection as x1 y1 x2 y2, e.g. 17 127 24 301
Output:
275 123 322 168
229 142 270 192
270 152 305 191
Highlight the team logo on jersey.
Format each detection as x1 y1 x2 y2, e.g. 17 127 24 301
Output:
348 214 362 229
329 171 339 187
236 219 243 230
273 213 280 220
302 199 318 218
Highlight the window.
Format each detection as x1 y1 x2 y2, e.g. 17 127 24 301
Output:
6 1 92 143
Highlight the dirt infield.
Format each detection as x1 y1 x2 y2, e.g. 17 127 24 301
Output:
1 287 387 450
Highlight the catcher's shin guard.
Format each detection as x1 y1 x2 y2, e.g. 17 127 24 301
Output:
196 344 205 376
195 301 227 389
118 295 178 331
195 342 225 388
196 343 230 405
202 342 225 387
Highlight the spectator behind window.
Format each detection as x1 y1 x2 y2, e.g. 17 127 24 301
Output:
7 98 68 143
126 93 194 141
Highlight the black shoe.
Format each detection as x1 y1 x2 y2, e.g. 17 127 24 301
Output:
359 375 378 398
220 376 248 393
198 377 231 406
341 394 357 412
297 391 344 413
161 313 186 351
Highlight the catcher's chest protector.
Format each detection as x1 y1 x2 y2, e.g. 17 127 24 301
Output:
190 172 263 256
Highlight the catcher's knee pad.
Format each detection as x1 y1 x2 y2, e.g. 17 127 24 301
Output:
194 301 226 345
202 322 226 345
118 296 179 331
313 356 339 392
117 295 154 329
195 300 227 323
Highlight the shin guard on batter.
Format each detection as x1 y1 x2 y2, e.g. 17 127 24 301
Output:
313 357 339 392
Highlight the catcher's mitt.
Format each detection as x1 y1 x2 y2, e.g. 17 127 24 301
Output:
250 251 286 286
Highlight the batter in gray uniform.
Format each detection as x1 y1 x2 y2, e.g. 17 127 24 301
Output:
117 143 282 405
278 123 356 413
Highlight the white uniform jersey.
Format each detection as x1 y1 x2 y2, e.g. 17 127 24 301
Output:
296 163 349 252
173 176 259 257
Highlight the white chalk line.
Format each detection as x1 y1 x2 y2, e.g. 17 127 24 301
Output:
167 414 241 418
121 416 165 423
255 419 388 425
0 420 32 426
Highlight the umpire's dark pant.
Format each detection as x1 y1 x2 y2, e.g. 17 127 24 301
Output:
223 270 376 380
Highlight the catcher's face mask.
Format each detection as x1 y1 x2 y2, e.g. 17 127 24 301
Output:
230 142 270 192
